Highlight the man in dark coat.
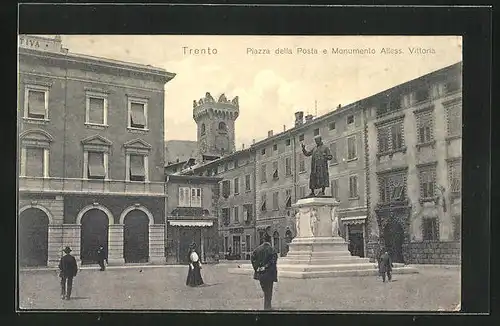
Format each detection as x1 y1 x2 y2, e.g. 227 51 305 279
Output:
97 245 107 271
301 136 333 197
59 246 78 300
378 250 393 282
251 233 278 310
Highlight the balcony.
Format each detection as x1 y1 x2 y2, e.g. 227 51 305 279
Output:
18 176 165 196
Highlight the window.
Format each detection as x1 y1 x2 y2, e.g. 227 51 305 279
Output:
222 180 230 198
299 134 304 142
286 139 291 146
419 166 436 199
328 121 336 131
285 189 292 208
298 154 305 172
377 121 405 153
415 88 430 103
24 147 44 177
261 193 267 212
416 110 434 144
261 148 266 156
224 163 229 172
234 206 239 224
218 121 227 132
261 164 267 183
313 128 320 136
331 179 339 199
444 79 460 94
448 160 461 194
272 161 279 180
222 208 230 226
191 188 202 207
273 144 278 152
347 136 357 160
128 97 148 130
245 174 251 191
129 154 146 181
347 115 354 125
379 172 407 203
299 186 306 199
446 104 462 137
87 151 106 180
452 215 461 241
200 123 206 135
273 192 279 210
243 204 253 222
234 177 239 195
24 85 49 120
349 175 358 198
330 142 338 164
179 187 191 207
86 92 107 125
285 157 292 176
422 217 439 241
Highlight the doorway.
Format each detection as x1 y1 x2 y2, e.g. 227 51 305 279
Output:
123 210 149 263
179 228 201 264
383 220 405 263
19 208 49 267
232 235 241 259
80 209 109 265
348 224 365 257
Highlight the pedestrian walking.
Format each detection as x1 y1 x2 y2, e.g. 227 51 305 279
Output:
97 245 107 271
378 250 393 283
58 246 78 300
186 242 204 287
251 233 278 311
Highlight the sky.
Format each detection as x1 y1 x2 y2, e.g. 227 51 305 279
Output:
56 35 462 149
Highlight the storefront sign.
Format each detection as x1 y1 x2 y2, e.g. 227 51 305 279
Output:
229 227 244 234
18 35 62 53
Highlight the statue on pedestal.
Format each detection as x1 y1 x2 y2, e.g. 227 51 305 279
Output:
301 136 333 197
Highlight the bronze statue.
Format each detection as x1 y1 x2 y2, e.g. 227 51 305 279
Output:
301 135 333 197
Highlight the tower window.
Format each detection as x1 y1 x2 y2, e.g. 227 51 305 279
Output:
201 123 206 135
218 121 227 132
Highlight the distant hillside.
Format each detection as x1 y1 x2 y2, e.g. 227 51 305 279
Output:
165 140 199 165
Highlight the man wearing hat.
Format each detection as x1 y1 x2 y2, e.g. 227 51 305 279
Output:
58 246 78 300
301 135 333 197
251 232 278 310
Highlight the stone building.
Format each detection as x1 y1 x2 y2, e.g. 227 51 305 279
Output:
364 62 462 264
18 35 175 267
165 175 221 264
252 105 369 257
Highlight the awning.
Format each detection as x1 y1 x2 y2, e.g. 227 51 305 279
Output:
169 220 213 227
341 216 367 225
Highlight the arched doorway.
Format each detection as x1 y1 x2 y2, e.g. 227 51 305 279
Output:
80 209 109 265
123 210 149 263
19 208 49 267
383 220 405 263
273 231 280 252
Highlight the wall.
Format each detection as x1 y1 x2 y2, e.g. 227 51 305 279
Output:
406 241 460 264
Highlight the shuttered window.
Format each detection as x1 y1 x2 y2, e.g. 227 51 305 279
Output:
347 136 357 160
130 102 146 128
27 90 46 119
88 97 105 124
25 147 44 177
191 188 202 207
88 151 105 179
179 187 191 207
129 154 145 181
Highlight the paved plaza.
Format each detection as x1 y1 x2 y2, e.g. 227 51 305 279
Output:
19 263 460 311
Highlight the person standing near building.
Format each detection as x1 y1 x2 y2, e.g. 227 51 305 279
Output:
97 245 107 271
251 233 278 310
186 242 204 287
379 250 393 282
59 246 78 300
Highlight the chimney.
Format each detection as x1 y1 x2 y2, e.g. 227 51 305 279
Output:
268 130 273 137
305 114 313 123
242 144 245 149
252 139 256 144
338 104 341 109
283 124 286 132
294 111 304 126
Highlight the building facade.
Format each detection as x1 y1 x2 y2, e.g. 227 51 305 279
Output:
364 62 462 264
252 105 369 257
165 175 221 264
18 35 175 267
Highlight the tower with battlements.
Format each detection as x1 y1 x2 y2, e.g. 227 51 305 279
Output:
193 92 239 161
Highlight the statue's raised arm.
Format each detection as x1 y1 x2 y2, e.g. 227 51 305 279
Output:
301 143 313 157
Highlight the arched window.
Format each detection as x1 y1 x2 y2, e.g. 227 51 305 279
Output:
218 121 227 132
200 123 206 135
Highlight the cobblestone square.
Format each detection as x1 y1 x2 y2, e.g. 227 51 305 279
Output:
19 264 460 311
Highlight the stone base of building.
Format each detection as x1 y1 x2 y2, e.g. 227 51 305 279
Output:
405 241 461 265
148 256 166 264
107 258 126 266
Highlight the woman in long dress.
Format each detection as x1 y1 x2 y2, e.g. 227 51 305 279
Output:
186 242 204 287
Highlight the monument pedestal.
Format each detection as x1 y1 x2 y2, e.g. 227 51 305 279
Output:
229 197 417 278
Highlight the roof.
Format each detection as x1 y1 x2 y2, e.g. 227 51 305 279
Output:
166 174 222 183
165 140 199 165
186 147 254 174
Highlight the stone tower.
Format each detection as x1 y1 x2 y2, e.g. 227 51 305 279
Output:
193 92 239 160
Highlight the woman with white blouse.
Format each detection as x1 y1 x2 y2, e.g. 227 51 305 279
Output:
186 242 204 287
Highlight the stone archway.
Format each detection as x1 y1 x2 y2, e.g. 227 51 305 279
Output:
383 220 405 263
123 209 150 263
80 209 110 265
19 207 50 267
